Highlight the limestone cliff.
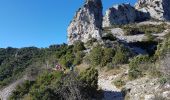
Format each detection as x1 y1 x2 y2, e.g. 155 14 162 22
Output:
67 0 103 45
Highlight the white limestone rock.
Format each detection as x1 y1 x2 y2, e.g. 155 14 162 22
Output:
103 4 137 27
144 94 155 100
162 91 170 99
135 0 170 21
67 0 103 45
103 3 150 27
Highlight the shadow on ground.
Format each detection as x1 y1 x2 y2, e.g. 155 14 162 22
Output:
103 91 124 100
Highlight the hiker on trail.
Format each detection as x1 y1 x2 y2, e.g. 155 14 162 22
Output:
70 65 75 71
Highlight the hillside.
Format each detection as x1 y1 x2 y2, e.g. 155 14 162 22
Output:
0 0 170 100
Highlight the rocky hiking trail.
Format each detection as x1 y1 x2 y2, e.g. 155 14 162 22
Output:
98 67 128 100
0 76 28 100
98 74 124 100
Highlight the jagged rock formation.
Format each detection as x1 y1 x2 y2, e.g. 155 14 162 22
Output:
67 0 103 45
103 0 170 27
103 3 150 27
135 0 170 21
103 4 137 27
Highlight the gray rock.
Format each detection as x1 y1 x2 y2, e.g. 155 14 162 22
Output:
162 91 170 99
103 4 137 27
135 0 170 21
144 94 155 100
103 3 150 27
67 0 103 45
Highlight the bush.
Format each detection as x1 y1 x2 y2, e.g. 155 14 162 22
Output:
122 23 166 36
73 40 85 53
113 79 125 88
79 67 98 98
73 51 85 65
86 44 130 67
88 45 116 67
124 27 143 35
128 55 149 80
89 45 103 66
29 71 63 100
59 51 75 68
112 45 129 65
159 77 168 85
101 48 115 67
86 38 97 47
102 33 117 41
155 32 170 58
10 80 34 100
144 32 155 42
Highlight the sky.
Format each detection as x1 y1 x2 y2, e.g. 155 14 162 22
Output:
0 0 136 48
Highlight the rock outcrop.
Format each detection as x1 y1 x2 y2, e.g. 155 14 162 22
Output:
135 0 170 21
103 4 137 27
67 0 103 45
103 3 150 27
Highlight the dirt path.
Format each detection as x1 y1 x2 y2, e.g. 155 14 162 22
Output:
0 77 26 100
98 74 124 100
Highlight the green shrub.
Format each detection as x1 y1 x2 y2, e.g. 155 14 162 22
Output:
101 48 115 66
73 40 85 53
128 55 149 80
102 33 117 41
73 51 85 65
128 69 142 80
86 38 97 47
59 51 75 68
86 44 130 67
124 27 143 35
155 32 170 58
9 80 34 100
79 67 98 98
144 32 155 42
159 77 168 85
112 45 129 65
121 23 166 36
113 79 125 88
29 71 63 100
89 45 103 66
88 45 116 67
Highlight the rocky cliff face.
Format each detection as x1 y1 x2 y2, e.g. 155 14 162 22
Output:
103 4 137 27
103 0 170 27
67 0 103 45
135 0 170 21
103 4 150 27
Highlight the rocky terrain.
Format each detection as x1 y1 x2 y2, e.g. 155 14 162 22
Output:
0 0 170 100
68 0 170 44
67 0 170 100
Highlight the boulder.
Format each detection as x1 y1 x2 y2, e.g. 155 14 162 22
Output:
67 0 103 45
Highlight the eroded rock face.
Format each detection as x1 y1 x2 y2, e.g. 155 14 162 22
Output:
135 0 170 21
103 3 150 27
103 4 137 27
67 0 103 45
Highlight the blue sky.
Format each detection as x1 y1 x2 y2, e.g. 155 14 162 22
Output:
0 0 136 48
